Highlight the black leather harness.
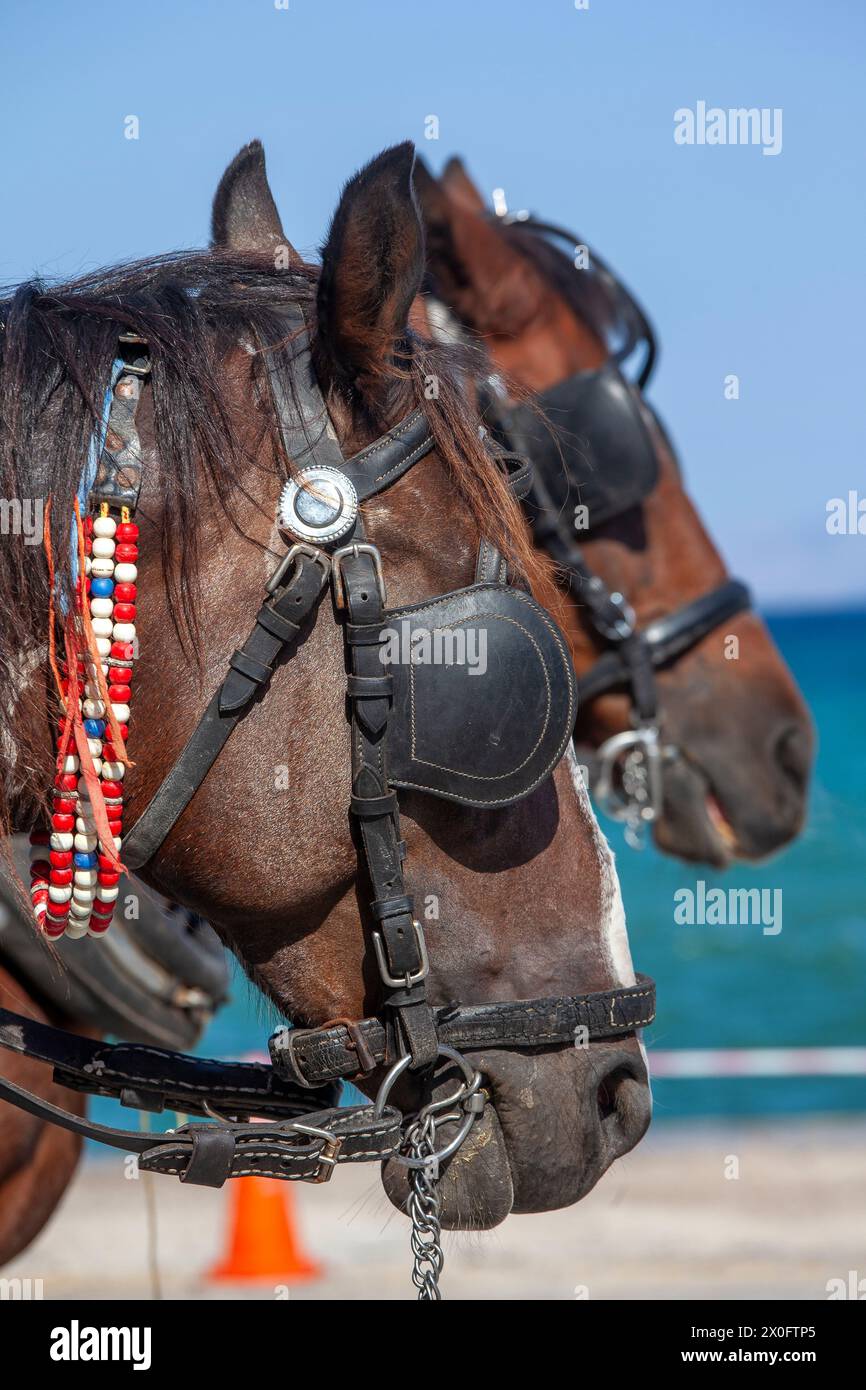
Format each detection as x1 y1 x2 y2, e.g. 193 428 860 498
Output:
479 212 752 841
0 306 655 1188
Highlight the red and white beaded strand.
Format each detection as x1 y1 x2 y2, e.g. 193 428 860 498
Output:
29 503 138 939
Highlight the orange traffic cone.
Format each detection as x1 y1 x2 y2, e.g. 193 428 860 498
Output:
207 1176 322 1284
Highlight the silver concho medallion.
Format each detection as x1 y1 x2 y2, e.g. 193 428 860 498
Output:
277 465 358 546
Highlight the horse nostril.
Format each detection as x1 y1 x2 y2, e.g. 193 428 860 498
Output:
773 723 811 792
596 1064 636 1124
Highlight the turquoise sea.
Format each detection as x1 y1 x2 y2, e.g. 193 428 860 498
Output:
95 608 866 1128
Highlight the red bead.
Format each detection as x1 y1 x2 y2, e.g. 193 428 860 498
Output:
111 642 135 661
30 858 51 877
87 919 111 935
108 685 131 703
31 888 49 906
50 850 73 869
52 797 77 814
30 829 50 845
91 902 114 920
113 582 137 602
51 814 75 833
97 870 120 887
117 725 129 741
114 543 138 563
50 868 73 885
100 780 123 798
112 604 136 623
116 522 139 540
97 854 118 872
109 667 133 687
55 773 78 792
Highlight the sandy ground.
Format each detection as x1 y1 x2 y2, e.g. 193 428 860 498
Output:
4 1118 865 1301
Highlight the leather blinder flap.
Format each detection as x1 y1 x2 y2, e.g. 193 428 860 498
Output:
365 583 576 808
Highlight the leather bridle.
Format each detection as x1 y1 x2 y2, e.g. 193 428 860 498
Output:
0 302 655 1208
479 211 753 844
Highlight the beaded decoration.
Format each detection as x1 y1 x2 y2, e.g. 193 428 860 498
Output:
29 501 137 939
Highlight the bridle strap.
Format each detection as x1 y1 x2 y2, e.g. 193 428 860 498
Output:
270 976 657 1087
122 547 331 871
575 578 752 708
341 529 439 1069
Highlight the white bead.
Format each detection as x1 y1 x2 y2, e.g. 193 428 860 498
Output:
74 832 98 852
113 563 137 583
91 537 116 559
76 817 97 835
72 886 96 907
76 778 91 799
66 922 90 940
92 516 117 538
84 681 102 699
96 885 119 903
49 884 72 903
102 761 125 781
82 699 105 718
68 899 91 918
113 836 122 851
50 832 74 851
74 870 98 888
61 754 79 773
112 622 135 642
89 597 114 619
90 557 115 578
110 704 130 723
91 617 113 638
87 738 103 757
84 557 92 576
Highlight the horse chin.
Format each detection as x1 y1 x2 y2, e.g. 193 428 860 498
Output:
380 1041 651 1230
653 754 739 867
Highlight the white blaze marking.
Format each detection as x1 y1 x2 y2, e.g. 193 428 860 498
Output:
565 744 636 988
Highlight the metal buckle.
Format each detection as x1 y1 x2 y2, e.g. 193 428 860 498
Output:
331 542 386 611
592 724 665 847
266 541 330 594
290 1123 342 1183
372 919 429 990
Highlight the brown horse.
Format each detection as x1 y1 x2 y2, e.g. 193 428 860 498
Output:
0 141 651 1242
414 159 813 867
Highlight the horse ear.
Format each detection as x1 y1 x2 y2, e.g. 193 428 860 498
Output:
211 140 294 258
441 156 486 214
315 142 424 399
415 163 540 336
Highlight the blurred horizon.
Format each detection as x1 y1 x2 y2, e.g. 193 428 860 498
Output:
1 0 863 609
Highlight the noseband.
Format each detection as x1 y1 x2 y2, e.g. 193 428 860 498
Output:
479 212 752 844
0 300 655 1289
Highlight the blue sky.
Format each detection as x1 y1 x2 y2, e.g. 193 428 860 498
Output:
1 0 863 608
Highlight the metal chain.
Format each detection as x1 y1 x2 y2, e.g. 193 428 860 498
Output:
405 1112 445 1300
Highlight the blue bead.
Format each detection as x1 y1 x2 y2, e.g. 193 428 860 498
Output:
83 719 106 737
73 852 97 869
90 577 114 597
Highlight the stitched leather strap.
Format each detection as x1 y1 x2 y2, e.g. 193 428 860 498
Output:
0 1005 339 1120
270 976 657 1086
